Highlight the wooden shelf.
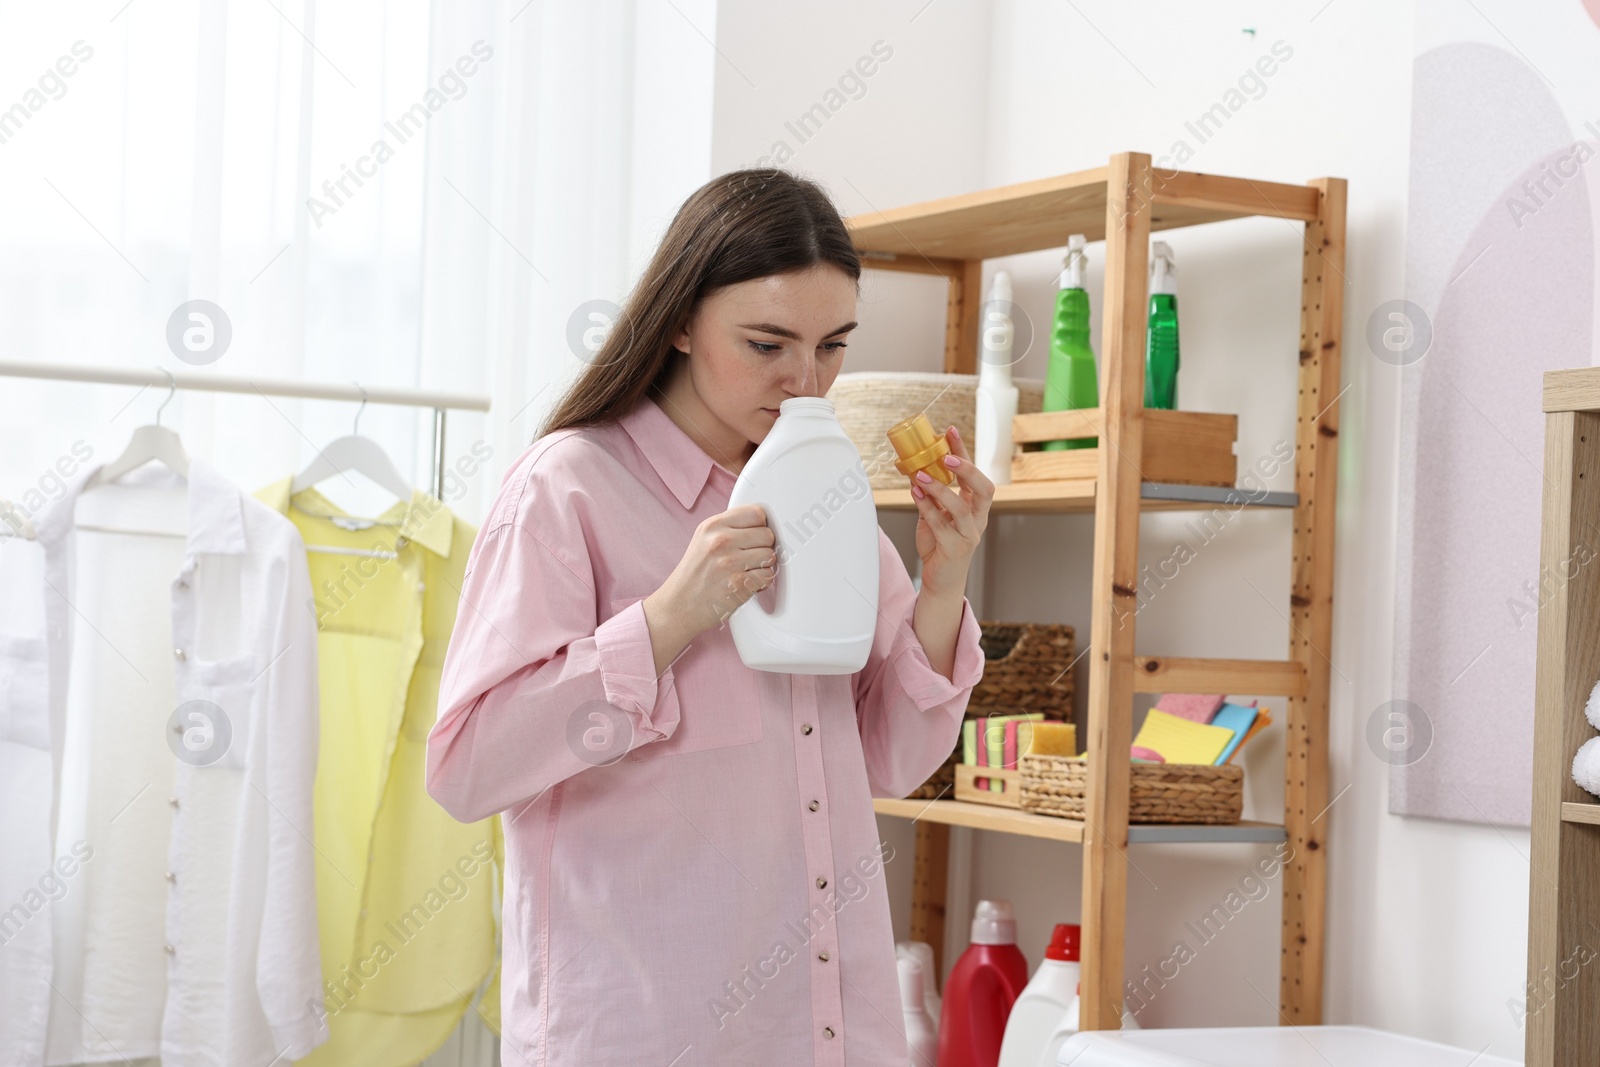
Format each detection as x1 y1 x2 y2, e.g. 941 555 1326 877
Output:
874 479 1299 515
1559 802 1600 826
849 154 1343 1033
846 165 1320 265
874 798 1287 844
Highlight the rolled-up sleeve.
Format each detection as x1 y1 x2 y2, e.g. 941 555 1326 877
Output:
427 476 682 824
852 528 985 799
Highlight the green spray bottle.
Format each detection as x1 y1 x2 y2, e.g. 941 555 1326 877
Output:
1041 234 1097 451
1145 241 1179 409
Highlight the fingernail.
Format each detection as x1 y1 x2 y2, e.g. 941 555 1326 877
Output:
915 470 934 483
943 455 961 467
912 483 925 499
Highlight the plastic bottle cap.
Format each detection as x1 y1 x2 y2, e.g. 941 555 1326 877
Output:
1046 923 1081 962
970 899 1018 945
885 412 954 485
1060 234 1089 290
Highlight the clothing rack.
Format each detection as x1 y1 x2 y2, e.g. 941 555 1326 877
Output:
0 360 491 502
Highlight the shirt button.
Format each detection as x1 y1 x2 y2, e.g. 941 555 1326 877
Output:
801 724 813 735
816 876 827 889
174 648 186 660
165 872 176 883
164 944 175 955
818 950 830 962
168 796 179 808
808 800 819 811
823 1026 835 1039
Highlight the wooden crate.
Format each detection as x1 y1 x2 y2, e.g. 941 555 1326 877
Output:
954 762 1024 808
1010 408 1238 486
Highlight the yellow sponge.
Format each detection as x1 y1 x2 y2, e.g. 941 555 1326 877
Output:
1021 721 1077 757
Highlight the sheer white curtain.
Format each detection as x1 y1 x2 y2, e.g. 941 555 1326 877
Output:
0 1 716 1065
0 0 716 527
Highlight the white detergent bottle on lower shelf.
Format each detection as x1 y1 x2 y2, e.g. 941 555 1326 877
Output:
1036 982 1142 1066
997 923 1080 1067
897 940 942 1024
727 396 879 673
898 954 940 1067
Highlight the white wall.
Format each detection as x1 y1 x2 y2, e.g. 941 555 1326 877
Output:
712 0 1529 1060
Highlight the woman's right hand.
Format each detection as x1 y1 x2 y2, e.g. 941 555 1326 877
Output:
642 504 776 673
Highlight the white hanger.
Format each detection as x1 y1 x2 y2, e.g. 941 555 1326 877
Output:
291 385 413 559
0 497 36 541
78 369 190 539
87 369 191 491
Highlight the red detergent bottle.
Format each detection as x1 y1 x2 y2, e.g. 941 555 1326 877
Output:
937 900 1030 1067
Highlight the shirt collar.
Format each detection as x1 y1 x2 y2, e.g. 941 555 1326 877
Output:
254 476 455 558
36 454 248 554
617 393 739 511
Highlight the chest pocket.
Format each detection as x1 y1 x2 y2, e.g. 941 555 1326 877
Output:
610 595 764 760
174 653 257 771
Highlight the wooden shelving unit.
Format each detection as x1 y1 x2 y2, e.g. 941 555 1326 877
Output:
846 152 1345 1031
1526 367 1600 1065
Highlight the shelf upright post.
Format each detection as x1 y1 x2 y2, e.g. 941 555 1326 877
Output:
1281 177 1345 1024
1526 376 1600 1065
1079 151 1153 1031
946 258 984 375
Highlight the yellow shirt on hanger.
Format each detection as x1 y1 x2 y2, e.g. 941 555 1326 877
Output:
254 479 501 1066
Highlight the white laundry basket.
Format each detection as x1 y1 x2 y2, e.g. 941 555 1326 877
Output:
1056 1025 1520 1066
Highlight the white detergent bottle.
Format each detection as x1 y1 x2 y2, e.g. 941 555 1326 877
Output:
898 955 940 1067
975 270 1020 486
727 396 879 673
897 940 942 1023
1037 981 1142 1066
998 923 1080 1067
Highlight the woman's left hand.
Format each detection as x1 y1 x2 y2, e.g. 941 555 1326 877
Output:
910 425 994 598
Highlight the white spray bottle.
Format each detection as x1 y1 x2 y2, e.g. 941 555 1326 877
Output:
974 271 1019 486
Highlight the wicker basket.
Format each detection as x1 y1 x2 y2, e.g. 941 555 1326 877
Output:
906 621 1076 800
829 372 1046 490
1018 755 1244 824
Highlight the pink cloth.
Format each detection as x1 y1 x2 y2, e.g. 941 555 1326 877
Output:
427 393 985 1066
1153 692 1225 724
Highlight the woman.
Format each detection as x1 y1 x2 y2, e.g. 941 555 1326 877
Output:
427 168 993 1066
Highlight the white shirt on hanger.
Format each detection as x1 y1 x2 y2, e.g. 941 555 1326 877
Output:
0 529 54 1067
0 455 328 1067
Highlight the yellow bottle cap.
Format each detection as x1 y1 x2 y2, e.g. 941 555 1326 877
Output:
885 413 955 486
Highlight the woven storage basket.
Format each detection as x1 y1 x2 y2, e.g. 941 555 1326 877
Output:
1018 755 1244 824
829 372 1046 490
906 621 1076 800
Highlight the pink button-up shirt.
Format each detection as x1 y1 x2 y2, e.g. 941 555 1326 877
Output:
427 391 984 1066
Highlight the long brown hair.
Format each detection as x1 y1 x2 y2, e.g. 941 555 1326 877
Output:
536 168 862 441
